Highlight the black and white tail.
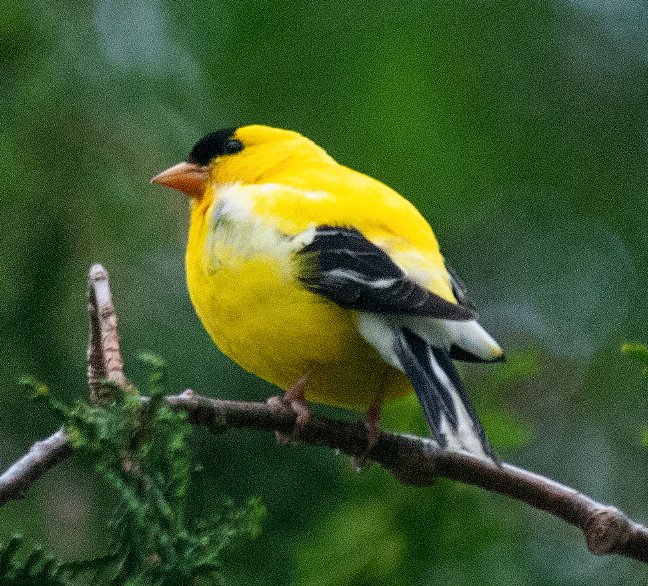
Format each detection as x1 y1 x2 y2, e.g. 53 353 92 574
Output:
394 327 496 459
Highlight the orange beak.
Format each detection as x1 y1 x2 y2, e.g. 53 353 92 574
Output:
150 161 209 198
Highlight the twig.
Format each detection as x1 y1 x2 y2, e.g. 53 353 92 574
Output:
87 263 135 404
0 429 71 507
0 263 135 505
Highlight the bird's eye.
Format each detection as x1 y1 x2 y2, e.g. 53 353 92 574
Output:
224 139 244 154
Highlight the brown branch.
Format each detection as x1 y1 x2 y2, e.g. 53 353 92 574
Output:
162 389 648 563
0 429 71 507
3 263 648 564
87 263 135 404
3 390 648 561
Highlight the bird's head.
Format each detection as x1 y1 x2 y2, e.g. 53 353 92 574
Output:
151 125 331 198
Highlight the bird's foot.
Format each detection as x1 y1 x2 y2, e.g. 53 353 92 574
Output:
267 371 311 444
353 399 382 470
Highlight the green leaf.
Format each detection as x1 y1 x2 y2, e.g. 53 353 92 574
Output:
622 343 648 379
622 343 648 365
19 376 49 398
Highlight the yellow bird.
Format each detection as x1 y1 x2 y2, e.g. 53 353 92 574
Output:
152 125 504 459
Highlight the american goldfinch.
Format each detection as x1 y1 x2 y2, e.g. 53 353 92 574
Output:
152 126 504 459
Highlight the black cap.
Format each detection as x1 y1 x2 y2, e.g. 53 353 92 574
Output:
186 128 243 165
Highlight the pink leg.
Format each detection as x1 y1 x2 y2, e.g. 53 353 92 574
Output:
267 371 311 442
282 370 311 429
364 399 382 450
353 397 382 469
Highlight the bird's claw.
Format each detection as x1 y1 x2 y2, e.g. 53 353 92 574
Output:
268 371 312 443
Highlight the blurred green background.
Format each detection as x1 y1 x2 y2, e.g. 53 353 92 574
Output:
2 0 648 584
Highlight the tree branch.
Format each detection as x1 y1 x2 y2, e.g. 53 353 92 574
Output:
2 263 647 564
0 263 135 506
0 429 71 507
162 389 648 562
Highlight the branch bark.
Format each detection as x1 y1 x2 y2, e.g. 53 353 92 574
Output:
2 263 647 564
0 429 71 507
163 389 648 562
87 263 135 404
3 391 648 561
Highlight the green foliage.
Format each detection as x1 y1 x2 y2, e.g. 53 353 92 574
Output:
19 355 264 586
480 409 533 451
20 376 71 424
18 376 50 400
0 534 67 586
621 343 648 380
294 464 533 586
639 427 648 448
622 343 648 448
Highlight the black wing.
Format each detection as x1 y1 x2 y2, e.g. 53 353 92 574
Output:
297 226 476 320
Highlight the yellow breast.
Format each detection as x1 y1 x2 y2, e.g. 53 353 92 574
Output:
185 183 412 411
